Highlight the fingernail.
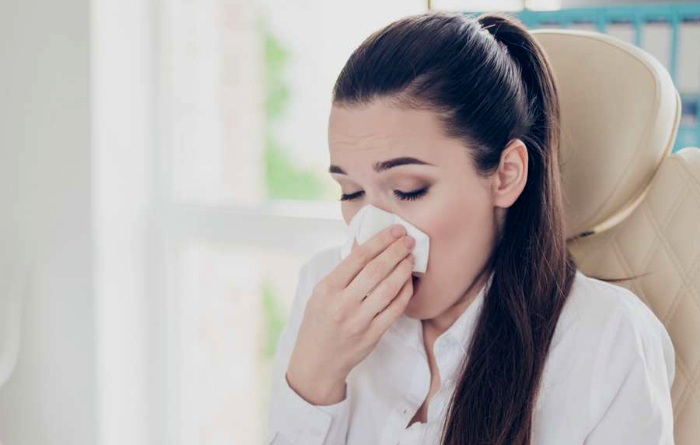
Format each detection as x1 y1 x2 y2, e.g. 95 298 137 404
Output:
391 225 405 238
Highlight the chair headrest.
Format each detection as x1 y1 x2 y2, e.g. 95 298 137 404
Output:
531 29 681 239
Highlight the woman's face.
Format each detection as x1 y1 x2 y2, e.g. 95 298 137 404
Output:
328 99 526 321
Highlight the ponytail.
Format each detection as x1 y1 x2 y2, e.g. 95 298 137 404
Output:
438 13 577 445
477 13 561 178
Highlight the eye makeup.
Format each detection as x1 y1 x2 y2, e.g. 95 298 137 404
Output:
339 187 430 202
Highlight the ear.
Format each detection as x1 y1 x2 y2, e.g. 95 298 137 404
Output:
492 138 528 209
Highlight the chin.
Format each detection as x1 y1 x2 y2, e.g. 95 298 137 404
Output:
404 276 459 321
403 299 441 320
403 281 437 320
403 305 423 320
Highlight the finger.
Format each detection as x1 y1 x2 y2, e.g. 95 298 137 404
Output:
358 254 414 319
369 274 414 336
346 234 414 302
323 224 407 291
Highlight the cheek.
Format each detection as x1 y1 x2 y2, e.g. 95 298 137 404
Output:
417 186 495 275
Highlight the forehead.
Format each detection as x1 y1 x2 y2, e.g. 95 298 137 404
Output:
328 100 450 157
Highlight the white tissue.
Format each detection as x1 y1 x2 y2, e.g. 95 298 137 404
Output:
340 204 430 273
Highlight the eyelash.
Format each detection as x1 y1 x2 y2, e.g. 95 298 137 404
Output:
339 187 429 202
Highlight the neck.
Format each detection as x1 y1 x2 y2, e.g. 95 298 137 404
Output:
423 268 491 337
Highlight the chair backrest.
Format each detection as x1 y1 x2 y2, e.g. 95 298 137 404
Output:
532 29 700 444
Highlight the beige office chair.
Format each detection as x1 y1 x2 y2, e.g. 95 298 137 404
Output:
531 29 700 444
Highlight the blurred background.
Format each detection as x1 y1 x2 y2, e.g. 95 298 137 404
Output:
0 0 698 444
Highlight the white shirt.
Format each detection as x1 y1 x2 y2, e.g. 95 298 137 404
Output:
265 245 676 445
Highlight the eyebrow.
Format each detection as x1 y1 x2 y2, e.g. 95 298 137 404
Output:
329 157 436 175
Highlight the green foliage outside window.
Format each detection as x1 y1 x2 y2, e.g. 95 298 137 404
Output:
261 17 334 201
260 276 286 362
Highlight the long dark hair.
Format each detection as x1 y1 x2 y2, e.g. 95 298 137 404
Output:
332 11 578 444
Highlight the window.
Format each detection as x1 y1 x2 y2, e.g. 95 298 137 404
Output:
155 1 428 443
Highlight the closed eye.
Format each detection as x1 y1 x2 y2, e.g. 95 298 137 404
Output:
339 187 429 202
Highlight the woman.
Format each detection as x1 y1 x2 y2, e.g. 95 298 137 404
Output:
265 11 675 445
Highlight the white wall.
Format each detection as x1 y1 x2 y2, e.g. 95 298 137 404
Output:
0 0 97 444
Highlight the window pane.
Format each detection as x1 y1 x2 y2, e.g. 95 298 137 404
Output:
161 0 426 205
163 0 266 205
172 239 308 444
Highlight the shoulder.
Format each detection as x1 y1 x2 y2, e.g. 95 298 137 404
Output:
542 269 676 423
535 270 676 442
555 270 674 356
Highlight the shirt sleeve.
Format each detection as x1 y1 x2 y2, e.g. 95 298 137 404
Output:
583 296 676 445
264 254 351 445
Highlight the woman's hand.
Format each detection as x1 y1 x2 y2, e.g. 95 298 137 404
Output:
286 224 416 406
